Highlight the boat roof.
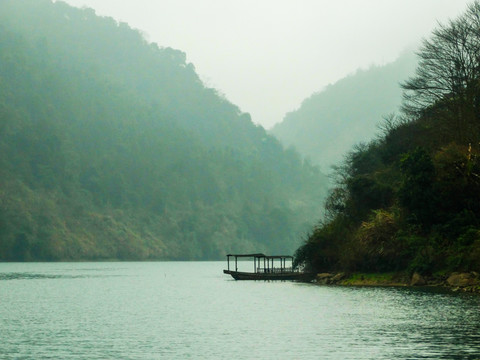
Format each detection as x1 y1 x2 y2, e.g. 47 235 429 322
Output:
226 253 293 259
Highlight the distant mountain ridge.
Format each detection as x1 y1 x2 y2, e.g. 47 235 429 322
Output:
271 52 417 171
0 0 328 260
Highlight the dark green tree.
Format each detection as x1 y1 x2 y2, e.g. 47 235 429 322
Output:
398 147 436 226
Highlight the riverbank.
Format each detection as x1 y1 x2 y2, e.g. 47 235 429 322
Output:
315 271 480 293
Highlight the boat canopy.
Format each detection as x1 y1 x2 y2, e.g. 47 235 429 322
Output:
226 253 293 259
226 253 294 273
226 253 266 258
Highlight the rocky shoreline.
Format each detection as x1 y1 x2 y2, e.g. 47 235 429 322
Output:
314 271 480 293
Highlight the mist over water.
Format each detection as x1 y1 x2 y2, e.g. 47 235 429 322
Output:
1 262 479 359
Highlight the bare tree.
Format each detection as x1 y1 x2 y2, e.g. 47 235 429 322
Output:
401 1 480 141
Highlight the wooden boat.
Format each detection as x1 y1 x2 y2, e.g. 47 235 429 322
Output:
223 253 315 281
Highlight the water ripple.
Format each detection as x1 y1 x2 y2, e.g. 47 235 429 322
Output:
1 262 479 359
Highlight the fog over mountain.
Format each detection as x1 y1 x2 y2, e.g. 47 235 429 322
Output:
271 52 417 171
59 0 471 129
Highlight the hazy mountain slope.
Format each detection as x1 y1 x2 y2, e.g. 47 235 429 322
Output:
0 0 328 260
271 53 417 171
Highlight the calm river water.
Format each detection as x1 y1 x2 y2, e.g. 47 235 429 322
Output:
1 262 479 359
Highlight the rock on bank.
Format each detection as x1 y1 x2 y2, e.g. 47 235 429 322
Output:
314 272 480 293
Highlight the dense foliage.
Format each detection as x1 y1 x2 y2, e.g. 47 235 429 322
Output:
271 52 416 170
0 0 328 260
295 2 480 275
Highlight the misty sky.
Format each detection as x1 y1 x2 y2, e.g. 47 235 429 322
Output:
60 0 471 129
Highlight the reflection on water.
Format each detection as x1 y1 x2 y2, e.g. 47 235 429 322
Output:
0 273 102 280
0 262 479 359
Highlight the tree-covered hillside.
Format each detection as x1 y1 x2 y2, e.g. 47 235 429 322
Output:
295 2 480 275
0 0 328 261
271 52 416 171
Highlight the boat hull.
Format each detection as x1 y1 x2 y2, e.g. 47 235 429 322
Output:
223 270 315 281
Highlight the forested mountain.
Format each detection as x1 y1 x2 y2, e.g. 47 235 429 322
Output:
271 52 417 171
295 2 480 276
0 0 328 261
